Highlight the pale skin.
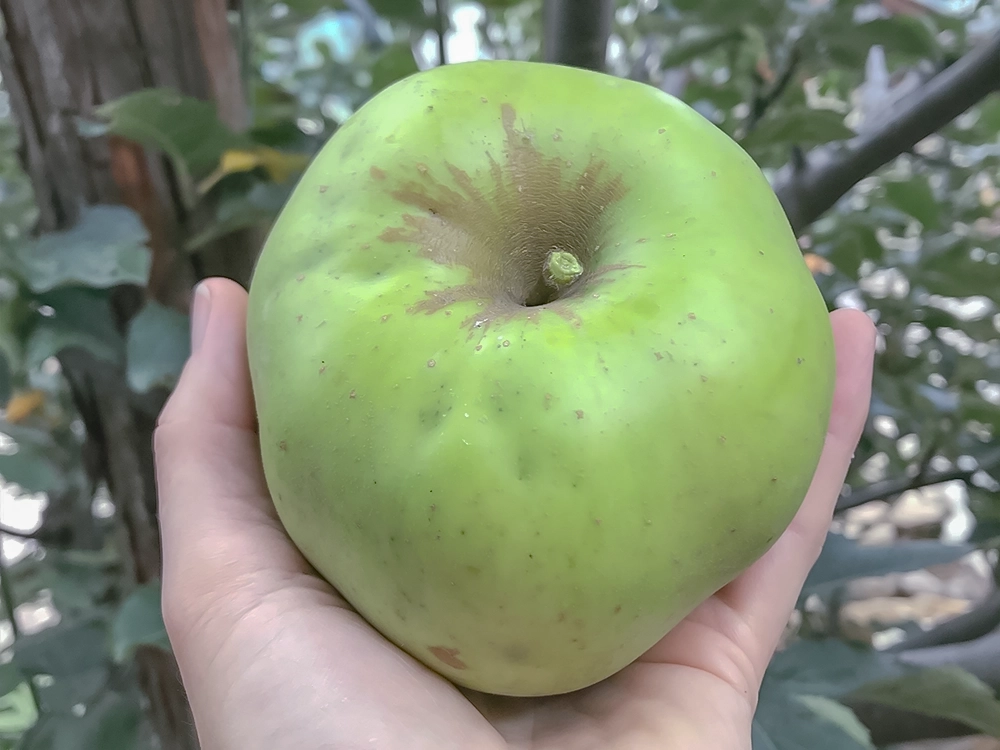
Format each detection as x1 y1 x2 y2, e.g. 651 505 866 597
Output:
154 277 876 750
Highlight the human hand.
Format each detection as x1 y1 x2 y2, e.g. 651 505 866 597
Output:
154 276 875 749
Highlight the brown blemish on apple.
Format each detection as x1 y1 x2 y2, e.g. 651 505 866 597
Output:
377 103 636 335
319 185 328 193
278 440 287 452
654 351 664 361
370 166 386 181
349 390 356 399
575 410 585 419
429 646 467 670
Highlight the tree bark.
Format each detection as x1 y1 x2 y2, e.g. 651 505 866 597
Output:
542 0 615 72
0 0 253 747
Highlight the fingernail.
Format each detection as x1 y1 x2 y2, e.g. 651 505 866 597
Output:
191 282 211 353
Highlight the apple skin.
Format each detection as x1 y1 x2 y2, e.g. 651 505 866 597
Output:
245 59 835 697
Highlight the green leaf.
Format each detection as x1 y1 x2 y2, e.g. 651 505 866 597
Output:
369 42 420 94
802 532 972 597
0 120 40 250
742 107 854 149
14 205 151 294
89 89 252 197
12 714 59 749
0 284 27 382
13 689 141 750
821 15 940 68
0 424 69 496
111 581 170 662
0 683 37 736
0 663 25 699
754 680 874 749
125 302 190 393
34 668 108 714
816 223 884 277
13 619 108 677
853 17 940 60
849 666 1000 738
0 353 10 407
81 691 142 750
185 180 292 252
766 639 905 698
660 26 743 69
367 0 432 25
25 287 124 369
883 177 942 228
794 695 874 747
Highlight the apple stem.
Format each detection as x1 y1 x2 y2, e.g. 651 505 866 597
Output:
545 249 584 288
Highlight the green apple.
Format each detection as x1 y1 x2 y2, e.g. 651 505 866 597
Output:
245 59 835 697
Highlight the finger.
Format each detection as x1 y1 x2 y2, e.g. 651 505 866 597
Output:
153 278 313 654
157 277 255 432
155 277 278 538
718 306 876 677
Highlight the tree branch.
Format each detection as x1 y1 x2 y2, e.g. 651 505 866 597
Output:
434 0 449 66
774 29 1000 235
837 466 968 511
836 447 1000 512
738 45 802 140
895 628 1000 690
0 523 39 540
886 589 1000 653
542 0 615 72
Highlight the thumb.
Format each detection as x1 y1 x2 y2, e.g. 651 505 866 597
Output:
154 278 303 646
156 277 256 432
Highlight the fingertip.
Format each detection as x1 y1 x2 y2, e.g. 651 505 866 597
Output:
829 306 877 364
827 306 877 445
157 277 255 431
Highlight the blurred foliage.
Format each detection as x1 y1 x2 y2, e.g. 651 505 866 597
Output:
0 0 996 747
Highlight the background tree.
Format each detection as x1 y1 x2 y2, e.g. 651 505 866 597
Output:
0 0 997 748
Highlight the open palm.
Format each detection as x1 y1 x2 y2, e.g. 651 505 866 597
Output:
154 278 875 750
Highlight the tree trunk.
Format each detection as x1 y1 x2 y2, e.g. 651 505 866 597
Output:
542 0 615 72
0 0 252 747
